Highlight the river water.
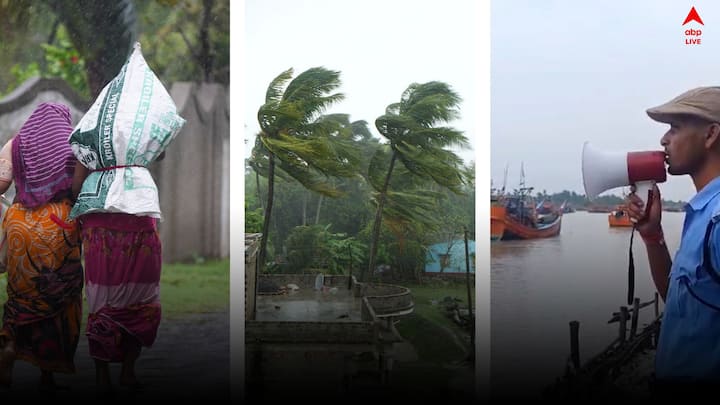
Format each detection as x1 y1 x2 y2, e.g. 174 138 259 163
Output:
490 210 685 399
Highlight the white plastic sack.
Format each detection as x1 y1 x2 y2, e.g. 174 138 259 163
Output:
69 42 185 219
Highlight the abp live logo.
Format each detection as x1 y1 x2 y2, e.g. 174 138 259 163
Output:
683 6 704 45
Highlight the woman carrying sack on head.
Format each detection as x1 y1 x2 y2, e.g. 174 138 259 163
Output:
0 103 84 392
69 42 184 394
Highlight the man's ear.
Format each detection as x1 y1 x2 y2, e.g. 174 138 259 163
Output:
706 123 720 149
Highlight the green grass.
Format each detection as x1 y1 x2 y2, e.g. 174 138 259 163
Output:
394 280 475 363
0 259 230 320
408 281 475 326
372 279 475 399
159 259 230 317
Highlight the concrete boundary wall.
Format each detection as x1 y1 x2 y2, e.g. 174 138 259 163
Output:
245 321 376 344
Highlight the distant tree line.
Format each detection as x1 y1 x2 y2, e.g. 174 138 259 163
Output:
530 189 687 210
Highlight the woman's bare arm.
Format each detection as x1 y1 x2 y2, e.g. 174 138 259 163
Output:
0 137 14 195
71 159 89 200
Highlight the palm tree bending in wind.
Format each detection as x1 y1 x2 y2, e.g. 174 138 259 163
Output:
252 67 360 270
364 81 470 281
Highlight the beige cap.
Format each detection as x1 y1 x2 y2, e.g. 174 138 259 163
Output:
646 86 720 123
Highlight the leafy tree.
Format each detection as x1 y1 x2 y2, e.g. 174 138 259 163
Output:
250 67 360 271
364 81 471 281
47 0 138 97
135 0 230 85
245 200 263 234
7 29 92 96
284 225 366 274
1 0 230 97
307 115 375 231
0 1 60 94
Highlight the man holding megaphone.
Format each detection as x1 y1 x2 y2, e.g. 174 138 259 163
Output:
626 86 720 397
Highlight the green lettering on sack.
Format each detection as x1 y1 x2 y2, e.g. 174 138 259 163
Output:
69 63 126 168
127 67 154 164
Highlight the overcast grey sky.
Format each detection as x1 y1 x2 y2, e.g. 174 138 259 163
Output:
492 1 720 202
244 0 478 166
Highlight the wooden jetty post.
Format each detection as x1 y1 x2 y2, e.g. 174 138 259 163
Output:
619 306 628 343
630 298 640 338
569 320 580 370
654 292 659 319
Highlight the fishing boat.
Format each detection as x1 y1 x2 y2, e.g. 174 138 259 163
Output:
490 191 563 240
560 202 575 214
500 195 563 240
608 205 633 227
491 163 563 240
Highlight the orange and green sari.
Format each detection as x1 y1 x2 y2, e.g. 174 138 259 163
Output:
0 199 83 372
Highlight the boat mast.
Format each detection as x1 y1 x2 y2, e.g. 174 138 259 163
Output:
501 163 509 195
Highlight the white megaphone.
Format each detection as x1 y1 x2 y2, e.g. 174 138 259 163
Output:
582 141 667 214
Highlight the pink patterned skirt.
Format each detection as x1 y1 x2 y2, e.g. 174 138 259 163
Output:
79 213 162 362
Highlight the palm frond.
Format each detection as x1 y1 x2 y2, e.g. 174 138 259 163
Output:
257 100 302 135
351 120 373 141
275 159 344 198
295 93 346 125
385 102 401 115
263 132 359 178
374 113 414 142
371 80 471 195
396 82 462 127
410 127 471 150
248 134 295 182
283 66 342 102
394 142 466 194
401 82 461 110
375 189 442 232
265 67 294 103
316 113 351 127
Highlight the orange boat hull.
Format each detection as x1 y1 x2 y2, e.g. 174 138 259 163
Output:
608 210 633 227
491 203 562 240
491 204 506 241
501 214 562 240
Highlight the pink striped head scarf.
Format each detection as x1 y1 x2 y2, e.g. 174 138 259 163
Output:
11 102 76 208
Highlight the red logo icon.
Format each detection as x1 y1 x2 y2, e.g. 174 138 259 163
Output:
683 6 704 26
683 7 704 45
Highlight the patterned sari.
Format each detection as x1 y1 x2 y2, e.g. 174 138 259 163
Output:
80 213 162 362
0 200 82 372
0 102 82 373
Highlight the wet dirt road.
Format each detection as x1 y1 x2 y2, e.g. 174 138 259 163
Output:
2 310 231 401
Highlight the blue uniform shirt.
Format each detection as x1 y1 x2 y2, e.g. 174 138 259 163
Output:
656 175 720 381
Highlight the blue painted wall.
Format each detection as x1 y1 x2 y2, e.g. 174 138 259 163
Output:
425 239 475 273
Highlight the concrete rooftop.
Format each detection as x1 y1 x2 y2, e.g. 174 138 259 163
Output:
255 286 362 322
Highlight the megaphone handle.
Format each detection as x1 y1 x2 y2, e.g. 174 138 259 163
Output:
634 180 655 217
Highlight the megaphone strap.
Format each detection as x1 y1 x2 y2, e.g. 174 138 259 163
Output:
628 228 636 306
629 224 665 306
